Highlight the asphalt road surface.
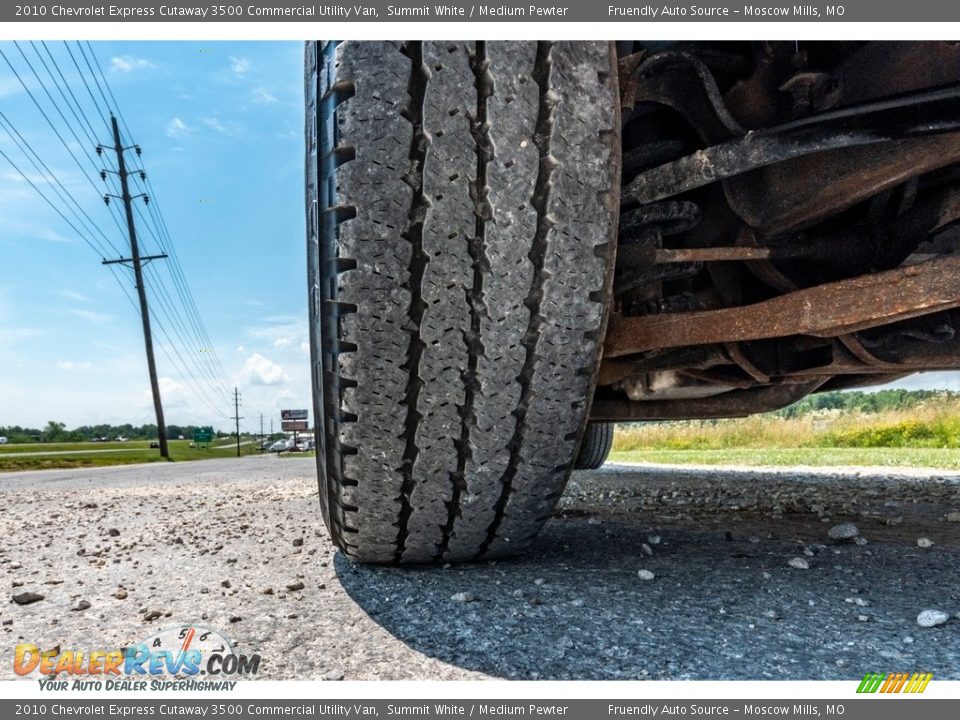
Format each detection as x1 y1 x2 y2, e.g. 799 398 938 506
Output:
2 456 958 680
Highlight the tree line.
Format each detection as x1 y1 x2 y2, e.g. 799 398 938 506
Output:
775 389 959 418
0 422 227 444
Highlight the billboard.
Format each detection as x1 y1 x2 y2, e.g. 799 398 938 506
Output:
281 409 308 421
281 420 308 432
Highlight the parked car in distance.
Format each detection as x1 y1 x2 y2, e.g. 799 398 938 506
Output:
149 441 160 449
268 440 291 453
0 436 8 445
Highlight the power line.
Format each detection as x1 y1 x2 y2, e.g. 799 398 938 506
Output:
0 41 233 424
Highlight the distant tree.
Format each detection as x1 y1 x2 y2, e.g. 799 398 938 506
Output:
41 421 67 443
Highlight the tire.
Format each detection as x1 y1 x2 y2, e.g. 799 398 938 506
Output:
573 422 614 470
305 41 620 563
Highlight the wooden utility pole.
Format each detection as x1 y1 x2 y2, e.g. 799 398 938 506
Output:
232 387 243 457
100 115 169 459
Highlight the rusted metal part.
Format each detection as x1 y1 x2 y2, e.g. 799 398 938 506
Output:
625 85 960 205
604 255 960 358
597 345 728 387
724 342 771 384
724 132 960 235
623 51 745 144
589 379 827 422
837 335 902 370
736 227 799 293
780 71 842 115
655 246 774 263
679 368 756 390
835 42 960 107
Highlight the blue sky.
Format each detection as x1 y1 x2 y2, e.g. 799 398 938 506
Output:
1 41 958 433
0 41 308 432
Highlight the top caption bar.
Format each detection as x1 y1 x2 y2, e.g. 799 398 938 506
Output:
5 0 960 22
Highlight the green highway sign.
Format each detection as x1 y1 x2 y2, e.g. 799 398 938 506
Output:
194 427 214 443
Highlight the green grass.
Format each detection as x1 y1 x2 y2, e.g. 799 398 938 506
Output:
0 439 260 472
608 447 960 470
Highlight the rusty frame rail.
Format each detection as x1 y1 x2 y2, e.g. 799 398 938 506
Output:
604 255 960 359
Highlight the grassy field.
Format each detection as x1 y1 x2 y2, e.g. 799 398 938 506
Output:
609 447 960 469
0 439 261 472
610 396 960 470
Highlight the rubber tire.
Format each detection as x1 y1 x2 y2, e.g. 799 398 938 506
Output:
305 41 620 563
573 422 614 470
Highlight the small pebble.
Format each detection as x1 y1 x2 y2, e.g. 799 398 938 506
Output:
450 592 476 603
788 557 809 570
637 569 655 581
12 592 44 606
828 523 859 541
917 538 934 548
917 609 950 628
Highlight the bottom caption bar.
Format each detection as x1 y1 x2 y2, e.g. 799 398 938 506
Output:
6 701 960 720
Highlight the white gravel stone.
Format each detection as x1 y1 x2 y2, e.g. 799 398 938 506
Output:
828 522 859 540
450 592 476 603
637 570 655 581
916 609 950 628
641 543 653 556
946 511 960 522
788 557 810 570
917 537 934 548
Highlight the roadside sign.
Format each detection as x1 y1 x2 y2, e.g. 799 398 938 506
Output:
281 409 308 421
194 427 214 443
281 420 308 432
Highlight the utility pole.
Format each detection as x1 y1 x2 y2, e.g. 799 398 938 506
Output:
259 413 264 453
232 387 243 457
100 115 169 460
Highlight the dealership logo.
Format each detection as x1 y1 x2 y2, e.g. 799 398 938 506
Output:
14 625 260 688
857 672 933 694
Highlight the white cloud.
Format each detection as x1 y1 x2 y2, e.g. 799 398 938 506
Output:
202 116 242 137
166 117 191 139
245 316 307 354
203 117 226 133
110 56 155 74
229 56 251 76
239 353 287 386
251 87 277 105
66 308 111 323
57 289 91 303
56 360 92 370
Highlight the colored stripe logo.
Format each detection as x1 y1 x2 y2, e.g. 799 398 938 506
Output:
857 672 933 693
